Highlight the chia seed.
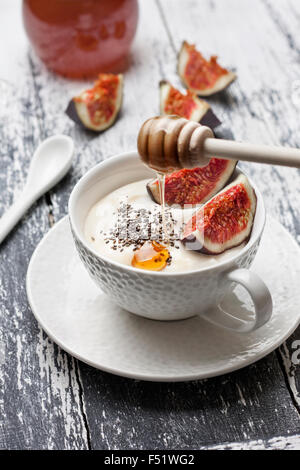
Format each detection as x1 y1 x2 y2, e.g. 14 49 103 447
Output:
101 201 182 266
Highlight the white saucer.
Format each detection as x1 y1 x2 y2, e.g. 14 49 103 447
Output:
26 216 300 382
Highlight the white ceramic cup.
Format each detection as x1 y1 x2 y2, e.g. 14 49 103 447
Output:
69 152 272 333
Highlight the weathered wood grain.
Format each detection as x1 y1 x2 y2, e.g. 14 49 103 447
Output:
0 32 89 450
158 0 300 431
0 0 299 450
203 433 300 450
76 357 300 450
32 0 299 448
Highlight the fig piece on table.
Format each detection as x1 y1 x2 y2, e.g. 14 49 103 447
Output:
159 80 221 129
147 158 237 207
178 41 236 96
182 174 256 255
66 73 123 131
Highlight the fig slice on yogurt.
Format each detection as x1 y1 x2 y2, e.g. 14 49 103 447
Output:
159 80 221 129
66 73 123 131
147 158 237 207
178 41 236 96
182 174 256 254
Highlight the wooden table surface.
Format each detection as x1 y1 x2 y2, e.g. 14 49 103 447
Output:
0 0 299 450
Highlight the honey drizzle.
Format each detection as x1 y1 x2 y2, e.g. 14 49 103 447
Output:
131 173 171 271
157 172 169 245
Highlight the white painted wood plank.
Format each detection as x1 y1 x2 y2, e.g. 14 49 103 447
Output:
205 433 300 450
0 11 89 450
158 0 300 418
0 0 299 449
0 0 176 449
157 0 300 232
0 1 27 84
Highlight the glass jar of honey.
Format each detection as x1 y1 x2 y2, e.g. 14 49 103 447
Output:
22 0 139 78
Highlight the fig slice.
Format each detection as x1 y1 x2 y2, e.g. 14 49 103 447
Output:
159 80 221 129
182 174 256 255
178 41 236 96
147 158 237 207
66 73 123 131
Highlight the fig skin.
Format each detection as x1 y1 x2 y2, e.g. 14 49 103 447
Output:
65 100 85 127
159 80 221 129
181 174 257 255
146 159 237 207
146 180 160 204
199 108 221 130
177 41 237 96
65 74 123 132
181 231 253 255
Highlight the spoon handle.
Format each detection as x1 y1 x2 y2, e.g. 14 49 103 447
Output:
0 192 35 245
204 138 300 168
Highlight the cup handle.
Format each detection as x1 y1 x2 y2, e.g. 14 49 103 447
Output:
200 268 273 333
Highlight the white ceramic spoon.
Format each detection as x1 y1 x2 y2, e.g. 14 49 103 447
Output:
0 135 74 244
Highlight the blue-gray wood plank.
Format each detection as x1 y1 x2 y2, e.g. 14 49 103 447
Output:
0 0 299 450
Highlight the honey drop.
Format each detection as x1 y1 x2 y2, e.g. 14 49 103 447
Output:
131 241 170 271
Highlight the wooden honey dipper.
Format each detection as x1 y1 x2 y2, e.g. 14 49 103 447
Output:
137 115 300 173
